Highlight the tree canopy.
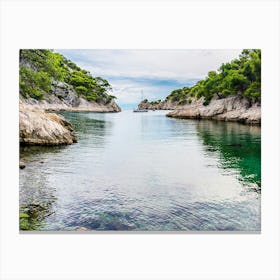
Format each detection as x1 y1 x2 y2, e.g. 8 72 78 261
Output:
165 49 261 105
19 49 115 104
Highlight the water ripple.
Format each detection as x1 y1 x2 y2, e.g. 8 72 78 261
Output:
19 111 261 231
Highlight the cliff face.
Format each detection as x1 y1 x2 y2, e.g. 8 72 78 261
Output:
20 81 121 113
166 95 261 125
19 50 121 147
20 103 77 145
19 50 121 113
140 49 261 125
138 95 261 125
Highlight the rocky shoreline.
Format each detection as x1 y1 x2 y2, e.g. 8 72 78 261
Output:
138 99 177 110
20 81 121 113
19 84 121 146
22 98 121 113
139 95 261 125
19 98 121 147
167 96 261 124
20 102 78 146
18 49 123 169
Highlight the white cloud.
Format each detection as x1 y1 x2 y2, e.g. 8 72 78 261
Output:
109 79 167 105
56 49 243 105
57 49 242 81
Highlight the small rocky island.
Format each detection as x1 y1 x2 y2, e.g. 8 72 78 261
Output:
19 50 121 146
138 49 261 125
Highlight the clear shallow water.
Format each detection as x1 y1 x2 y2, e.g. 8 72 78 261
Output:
19 110 261 231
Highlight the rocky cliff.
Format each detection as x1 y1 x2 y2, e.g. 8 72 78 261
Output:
20 81 121 113
139 49 261 125
166 95 261 125
20 50 121 113
138 95 261 125
19 50 121 147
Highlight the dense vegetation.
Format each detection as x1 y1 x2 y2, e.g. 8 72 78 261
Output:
165 49 261 106
142 99 162 105
19 49 116 104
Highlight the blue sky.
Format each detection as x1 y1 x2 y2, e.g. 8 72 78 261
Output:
55 49 241 108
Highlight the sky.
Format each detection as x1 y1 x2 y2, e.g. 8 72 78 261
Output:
55 49 242 108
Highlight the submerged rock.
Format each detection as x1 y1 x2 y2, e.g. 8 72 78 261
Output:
19 103 77 145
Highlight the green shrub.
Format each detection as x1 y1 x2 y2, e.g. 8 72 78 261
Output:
165 49 261 103
19 49 115 104
19 212 31 230
86 93 98 102
75 86 89 95
150 99 161 105
19 66 49 100
19 212 29 218
244 81 261 99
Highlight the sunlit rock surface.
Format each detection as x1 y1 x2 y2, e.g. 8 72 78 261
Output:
165 95 261 124
19 103 77 145
20 81 121 113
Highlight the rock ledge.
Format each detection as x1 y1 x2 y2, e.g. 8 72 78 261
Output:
20 103 77 145
166 96 261 125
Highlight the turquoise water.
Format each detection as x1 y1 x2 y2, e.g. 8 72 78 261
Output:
19 110 261 231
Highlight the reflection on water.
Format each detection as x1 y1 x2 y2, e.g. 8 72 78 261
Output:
19 111 261 231
196 121 261 192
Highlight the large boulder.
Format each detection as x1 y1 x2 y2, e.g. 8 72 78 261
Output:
19 104 77 145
